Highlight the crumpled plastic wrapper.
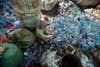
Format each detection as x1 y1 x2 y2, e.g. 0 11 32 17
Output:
41 0 58 11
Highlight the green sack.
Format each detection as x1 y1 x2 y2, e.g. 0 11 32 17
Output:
11 28 35 48
10 0 41 28
36 27 53 42
0 43 24 67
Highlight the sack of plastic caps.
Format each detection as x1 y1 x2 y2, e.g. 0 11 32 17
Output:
0 43 24 67
9 28 35 48
10 0 41 28
72 0 100 7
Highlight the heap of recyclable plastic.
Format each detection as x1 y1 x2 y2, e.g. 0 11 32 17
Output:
0 0 100 67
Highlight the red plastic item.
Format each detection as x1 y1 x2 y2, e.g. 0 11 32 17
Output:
0 34 9 42
6 22 13 29
31 48 35 54
44 15 49 21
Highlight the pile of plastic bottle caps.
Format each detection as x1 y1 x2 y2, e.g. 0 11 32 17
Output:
0 0 22 33
48 0 100 50
0 0 100 67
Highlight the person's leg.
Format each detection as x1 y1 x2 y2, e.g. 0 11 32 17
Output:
61 54 82 67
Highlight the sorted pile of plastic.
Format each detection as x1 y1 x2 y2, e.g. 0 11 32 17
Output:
0 0 100 67
48 0 100 51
